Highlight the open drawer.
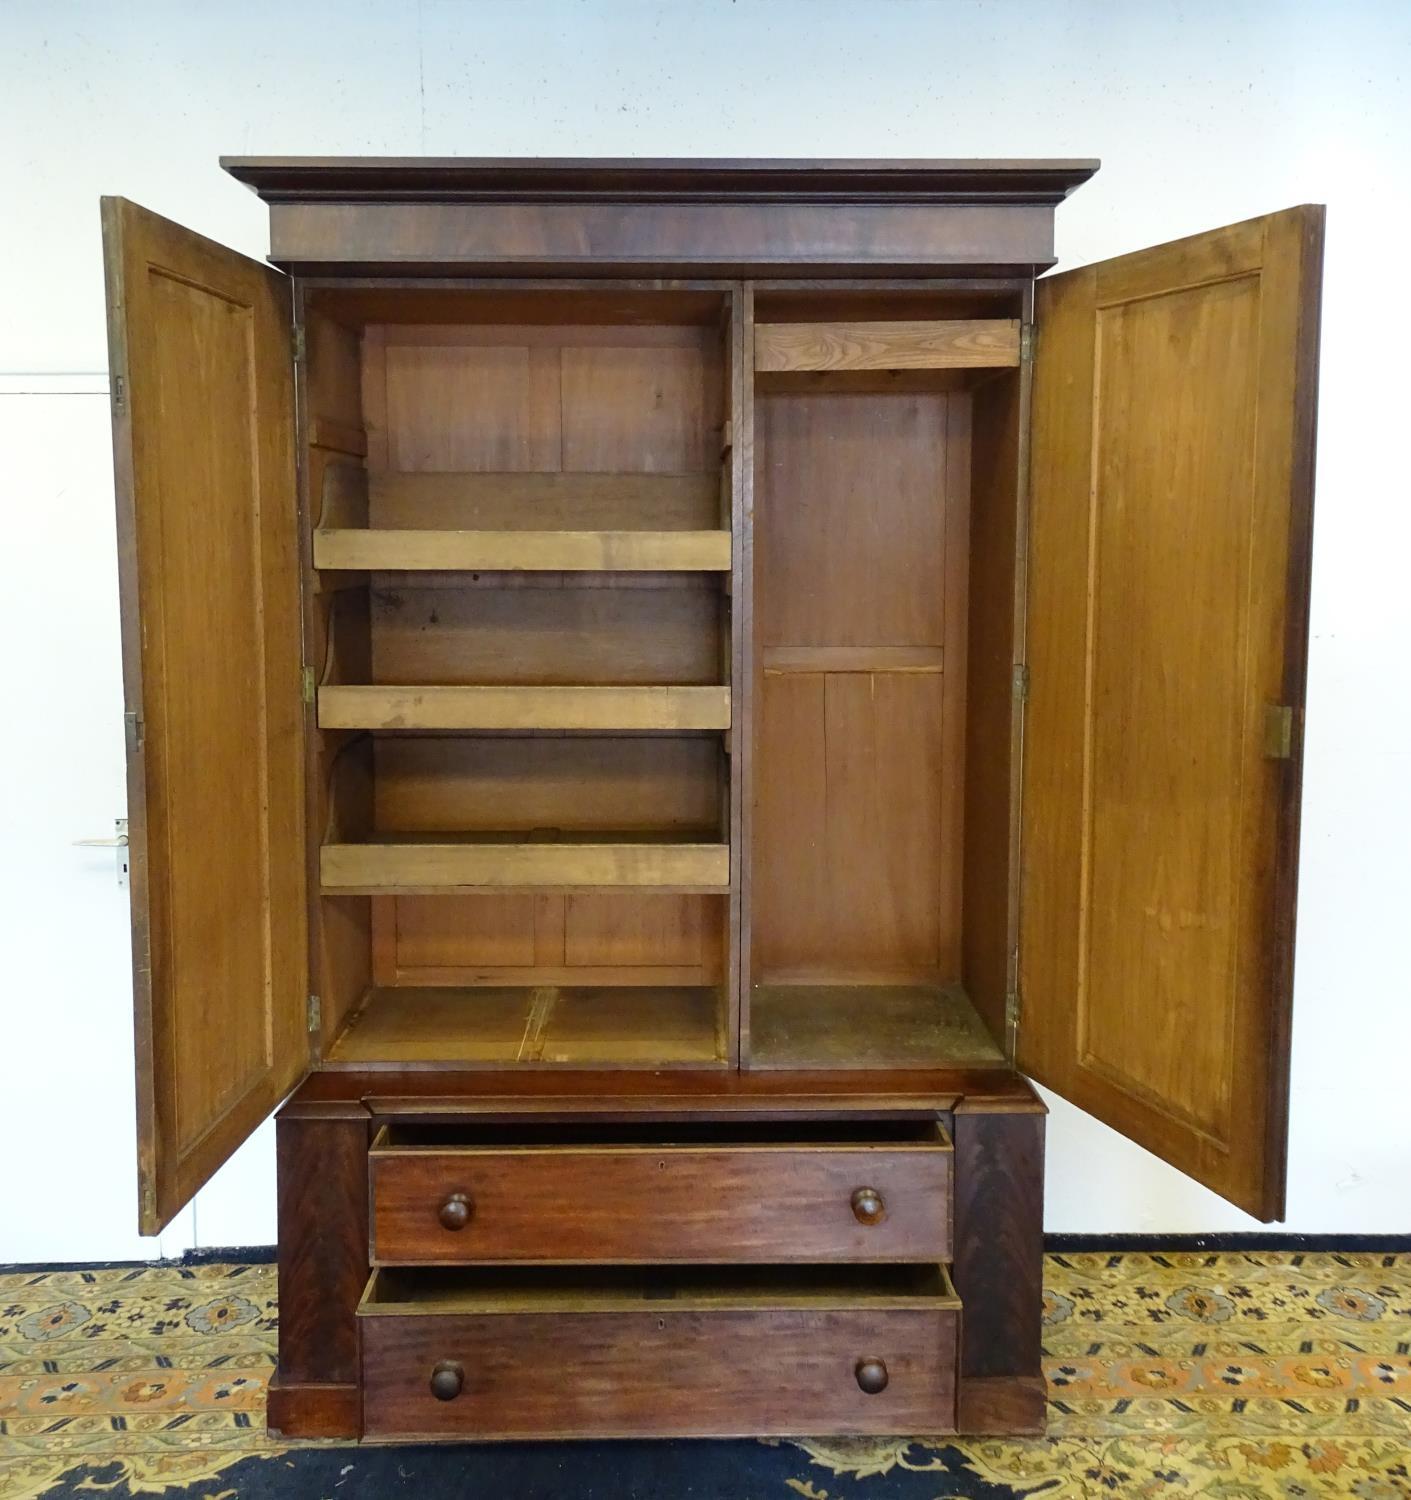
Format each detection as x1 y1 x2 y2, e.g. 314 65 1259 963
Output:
358 1264 961 1440
368 1119 953 1264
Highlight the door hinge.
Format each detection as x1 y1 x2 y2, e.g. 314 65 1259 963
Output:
112 374 126 412
301 665 316 705
1012 663 1030 703
307 993 322 1033
291 323 307 363
1263 704 1295 760
1005 982 1022 1051
1020 323 1035 361
124 710 144 749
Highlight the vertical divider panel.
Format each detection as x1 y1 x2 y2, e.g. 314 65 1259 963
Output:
732 284 755 1068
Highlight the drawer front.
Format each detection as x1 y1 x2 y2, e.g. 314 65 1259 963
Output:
362 1304 957 1439
370 1143 952 1264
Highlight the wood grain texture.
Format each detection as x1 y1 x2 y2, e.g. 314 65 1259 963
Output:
956 1375 1046 1436
274 1102 370 1413
371 580 723 686
314 527 730 572
323 986 723 1069
318 685 730 732
951 1102 1045 1383
369 470 719 530
962 371 1023 1044
1020 208 1324 1220
265 199 1060 278
321 835 730 894
369 1132 952 1263
359 1267 959 1439
755 319 1019 372
265 1379 362 1440
101 196 309 1234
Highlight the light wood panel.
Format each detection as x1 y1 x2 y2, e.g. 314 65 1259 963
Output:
324 986 722 1068
756 391 950 648
314 527 730 572
750 984 1005 1070
372 581 722 686
1019 207 1324 1220
373 735 721 832
755 319 1019 372
319 684 730 731
101 197 309 1233
377 891 725 988
750 386 967 995
763 646 943 675
369 471 718 530
322 834 730 894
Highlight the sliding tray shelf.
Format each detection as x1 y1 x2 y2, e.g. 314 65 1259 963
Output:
320 830 731 895
312 528 732 573
318 684 731 732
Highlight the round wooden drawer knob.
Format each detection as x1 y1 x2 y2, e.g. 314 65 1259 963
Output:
851 1186 885 1225
855 1357 889 1395
438 1192 471 1231
430 1359 464 1401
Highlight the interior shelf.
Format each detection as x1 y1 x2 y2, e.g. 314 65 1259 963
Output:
318 684 731 732
324 985 724 1068
320 831 731 895
749 984 1006 1070
312 528 732 573
754 318 1020 373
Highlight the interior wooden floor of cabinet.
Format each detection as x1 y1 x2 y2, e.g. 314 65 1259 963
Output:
748 982 1006 1069
322 984 726 1069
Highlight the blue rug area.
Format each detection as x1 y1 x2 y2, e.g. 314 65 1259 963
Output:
31 1441 1037 1499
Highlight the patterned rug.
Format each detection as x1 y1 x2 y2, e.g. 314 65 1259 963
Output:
1 1251 1408 1498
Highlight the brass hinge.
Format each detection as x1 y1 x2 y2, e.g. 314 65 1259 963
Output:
1005 981 1022 1052
301 665 316 705
291 323 307 363
140 1178 157 1226
1020 323 1035 361
1013 663 1030 703
307 993 322 1033
123 709 144 750
1263 704 1295 760
112 374 126 412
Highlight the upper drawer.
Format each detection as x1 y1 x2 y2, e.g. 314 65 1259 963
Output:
368 1120 953 1265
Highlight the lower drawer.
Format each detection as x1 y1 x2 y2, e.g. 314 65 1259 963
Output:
358 1265 960 1440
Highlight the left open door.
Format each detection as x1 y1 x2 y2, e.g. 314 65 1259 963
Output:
102 198 310 1234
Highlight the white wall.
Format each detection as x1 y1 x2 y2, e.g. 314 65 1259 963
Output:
2 0 1408 1261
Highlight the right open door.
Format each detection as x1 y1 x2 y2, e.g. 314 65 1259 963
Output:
1018 207 1323 1220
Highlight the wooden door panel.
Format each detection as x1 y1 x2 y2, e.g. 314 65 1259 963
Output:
1019 207 1323 1219
102 198 309 1233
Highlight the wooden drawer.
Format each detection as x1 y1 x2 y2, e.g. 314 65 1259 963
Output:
368 1120 953 1264
359 1265 960 1440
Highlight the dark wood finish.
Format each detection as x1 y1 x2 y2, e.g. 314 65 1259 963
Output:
956 1374 1046 1436
293 1062 1042 1113
266 1379 362 1440
224 157 1097 276
358 1265 959 1440
368 1125 952 1263
272 1100 371 1437
1019 208 1324 1219
100 197 310 1234
951 1096 1045 1385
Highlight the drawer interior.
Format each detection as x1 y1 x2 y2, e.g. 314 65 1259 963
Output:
360 1262 958 1315
370 1118 950 1151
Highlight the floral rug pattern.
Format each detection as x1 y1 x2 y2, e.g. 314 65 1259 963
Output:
0 1251 1407 1497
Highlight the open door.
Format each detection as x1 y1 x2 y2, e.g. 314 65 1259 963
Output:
1018 207 1323 1219
102 199 310 1234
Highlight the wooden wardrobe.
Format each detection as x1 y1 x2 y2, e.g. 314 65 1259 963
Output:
99 157 1322 1441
